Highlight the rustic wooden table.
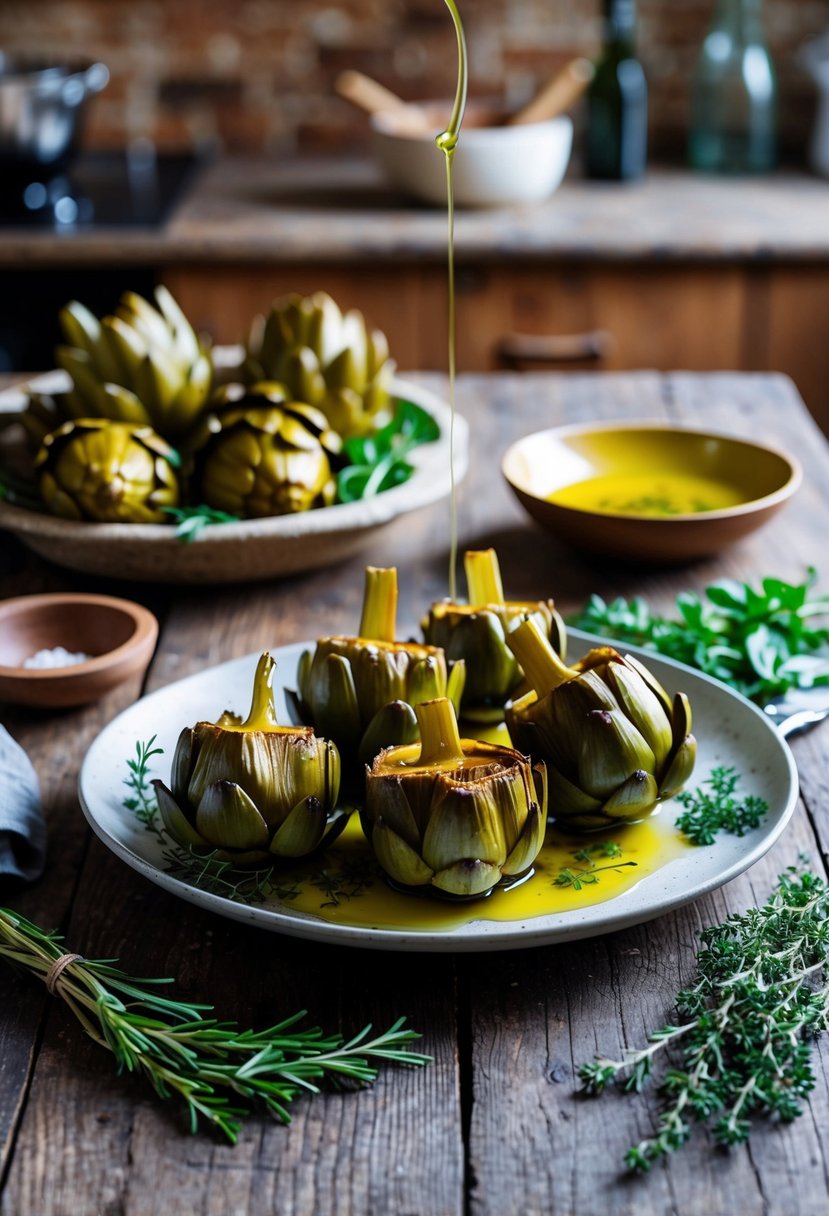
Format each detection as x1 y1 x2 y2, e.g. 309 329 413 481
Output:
1 371 828 1216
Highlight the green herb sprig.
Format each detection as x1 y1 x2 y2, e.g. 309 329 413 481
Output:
161 504 240 542
569 571 829 703
554 841 637 891
337 399 440 503
675 766 769 846
122 735 164 829
579 864 829 1171
0 911 430 1144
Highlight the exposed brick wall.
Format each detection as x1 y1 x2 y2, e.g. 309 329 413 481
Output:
3 0 826 163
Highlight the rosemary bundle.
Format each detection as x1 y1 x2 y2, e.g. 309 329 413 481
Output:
580 865 829 1170
0 907 430 1143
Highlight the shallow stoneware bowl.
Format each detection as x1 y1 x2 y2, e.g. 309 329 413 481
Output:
0 371 465 584
371 106 573 207
502 420 802 564
0 593 158 708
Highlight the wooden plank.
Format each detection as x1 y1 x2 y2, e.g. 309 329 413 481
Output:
446 266 746 376
161 266 427 375
753 267 829 436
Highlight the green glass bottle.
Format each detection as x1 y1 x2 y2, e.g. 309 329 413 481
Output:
585 0 648 181
689 0 777 173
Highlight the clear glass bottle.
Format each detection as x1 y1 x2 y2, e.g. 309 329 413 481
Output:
689 0 777 173
585 0 648 181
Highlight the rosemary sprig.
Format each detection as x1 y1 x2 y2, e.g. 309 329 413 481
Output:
554 841 637 891
674 766 769 846
579 864 829 1170
0 907 430 1144
122 736 164 829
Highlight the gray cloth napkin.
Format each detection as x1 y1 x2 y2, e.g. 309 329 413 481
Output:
0 725 47 885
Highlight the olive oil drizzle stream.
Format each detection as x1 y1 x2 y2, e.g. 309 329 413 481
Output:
436 0 468 602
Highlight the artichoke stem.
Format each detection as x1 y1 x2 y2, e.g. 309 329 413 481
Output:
240 652 281 732
359 566 398 642
415 697 465 769
464 548 504 606
507 617 575 697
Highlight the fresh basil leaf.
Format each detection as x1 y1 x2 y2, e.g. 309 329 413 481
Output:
335 398 439 505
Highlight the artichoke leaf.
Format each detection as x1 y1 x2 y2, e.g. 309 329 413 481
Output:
661 734 698 799
195 780 270 851
269 794 327 857
153 779 207 848
358 700 419 768
601 770 659 820
576 709 655 801
421 783 507 872
431 859 502 898
501 802 545 877
371 817 434 888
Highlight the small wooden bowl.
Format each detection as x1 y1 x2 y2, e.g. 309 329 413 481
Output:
502 421 802 564
0 593 158 708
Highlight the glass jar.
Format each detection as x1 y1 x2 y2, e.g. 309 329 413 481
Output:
688 0 777 173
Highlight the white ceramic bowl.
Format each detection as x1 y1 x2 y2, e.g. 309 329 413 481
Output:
371 108 573 208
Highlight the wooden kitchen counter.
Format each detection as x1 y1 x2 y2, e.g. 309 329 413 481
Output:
2 157 829 430
1 370 829 1216
1 158 828 267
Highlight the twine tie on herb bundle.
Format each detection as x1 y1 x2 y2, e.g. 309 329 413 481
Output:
45 952 83 995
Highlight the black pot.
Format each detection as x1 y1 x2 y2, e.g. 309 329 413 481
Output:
0 53 109 186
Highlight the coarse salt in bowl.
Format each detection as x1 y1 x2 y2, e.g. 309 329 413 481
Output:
0 593 158 708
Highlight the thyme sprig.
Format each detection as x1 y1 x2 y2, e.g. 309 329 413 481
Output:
579 865 829 1170
554 841 637 891
0 912 430 1145
675 766 769 846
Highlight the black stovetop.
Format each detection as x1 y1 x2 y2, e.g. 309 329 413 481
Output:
0 149 204 228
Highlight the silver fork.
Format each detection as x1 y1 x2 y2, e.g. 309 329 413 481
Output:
763 687 829 738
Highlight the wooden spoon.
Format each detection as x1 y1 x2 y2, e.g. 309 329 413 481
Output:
335 70 433 133
507 57 594 126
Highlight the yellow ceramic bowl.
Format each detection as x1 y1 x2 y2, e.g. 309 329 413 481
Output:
502 421 801 564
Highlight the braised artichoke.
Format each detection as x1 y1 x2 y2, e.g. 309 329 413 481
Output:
422 548 567 723
45 287 212 442
152 652 344 864
243 291 395 438
36 418 179 523
363 697 547 899
293 566 465 788
186 382 340 517
506 618 696 831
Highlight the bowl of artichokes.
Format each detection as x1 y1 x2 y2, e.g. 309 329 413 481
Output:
0 289 467 584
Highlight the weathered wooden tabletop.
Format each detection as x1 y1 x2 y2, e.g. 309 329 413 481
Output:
1 371 828 1216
